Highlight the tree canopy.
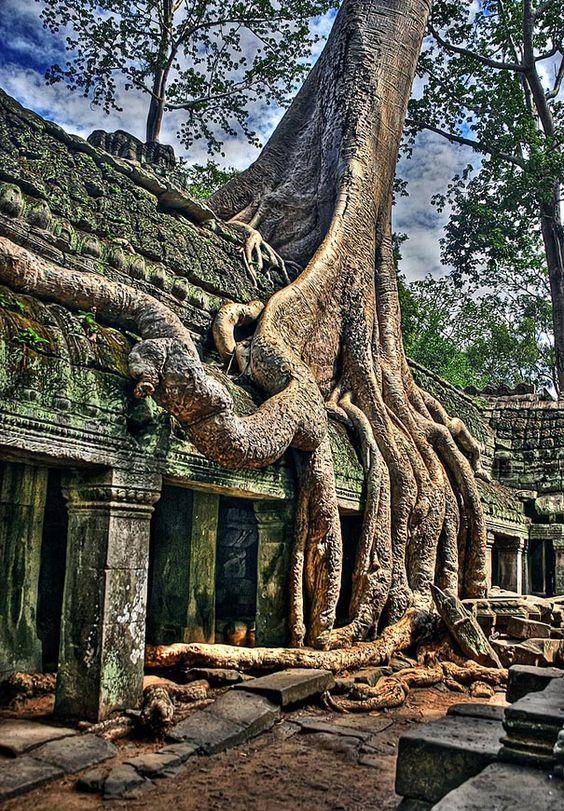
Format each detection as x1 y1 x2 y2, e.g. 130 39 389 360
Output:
39 0 337 152
405 0 564 394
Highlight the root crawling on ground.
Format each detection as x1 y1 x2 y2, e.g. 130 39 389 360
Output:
323 660 507 713
0 1 489 658
0 672 56 705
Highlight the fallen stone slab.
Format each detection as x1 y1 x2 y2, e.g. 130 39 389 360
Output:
33 733 117 774
434 762 564 810
206 690 279 738
159 741 199 763
0 755 63 801
103 763 146 799
76 766 108 793
295 717 373 741
501 678 564 767
447 703 505 722
235 668 335 707
167 709 247 753
492 637 564 668
503 616 553 640
0 719 76 757
125 751 182 779
506 664 563 702
395 715 502 806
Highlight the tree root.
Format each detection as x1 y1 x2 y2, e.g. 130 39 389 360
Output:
146 610 431 673
0 672 56 705
324 659 507 713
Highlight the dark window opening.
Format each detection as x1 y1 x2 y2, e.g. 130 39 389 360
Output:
336 513 363 626
491 542 501 588
37 470 68 672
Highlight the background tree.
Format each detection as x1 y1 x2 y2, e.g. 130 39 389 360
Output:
399 273 553 389
39 0 336 152
405 0 564 394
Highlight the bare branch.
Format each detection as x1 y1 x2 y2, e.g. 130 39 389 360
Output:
546 54 564 99
405 118 527 168
428 24 525 72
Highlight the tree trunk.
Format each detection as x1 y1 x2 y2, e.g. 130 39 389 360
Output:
0 0 488 657
540 187 564 397
145 0 174 143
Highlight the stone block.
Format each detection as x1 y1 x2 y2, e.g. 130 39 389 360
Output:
125 751 181 778
103 763 145 798
0 755 63 801
0 755 63 802
166 709 247 753
506 664 563 702
0 719 76 756
33 733 117 774
492 637 564 667
158 741 198 763
235 668 335 707
206 690 279 738
395 715 502 805
295 717 372 741
434 762 564 810
503 616 553 639
446 703 505 722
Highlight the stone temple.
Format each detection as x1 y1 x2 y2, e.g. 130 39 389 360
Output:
0 88 563 722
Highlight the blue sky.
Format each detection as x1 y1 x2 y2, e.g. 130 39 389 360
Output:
0 0 474 281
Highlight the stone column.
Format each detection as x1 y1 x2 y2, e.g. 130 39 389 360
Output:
521 538 530 595
0 462 48 679
253 501 293 646
485 531 495 593
496 536 526 594
55 468 161 721
148 488 219 645
552 525 564 596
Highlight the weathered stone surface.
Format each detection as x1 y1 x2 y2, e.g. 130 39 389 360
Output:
434 762 564 810
295 717 372 741
503 616 553 639
446 703 506 722
492 637 564 668
253 501 293 646
55 468 161 721
76 766 108 793
0 755 63 801
0 719 76 756
103 763 146 798
395 716 502 805
167 709 247 753
501 678 564 767
159 741 199 763
235 668 335 706
206 690 280 737
125 751 181 778
33 733 117 774
506 664 563 702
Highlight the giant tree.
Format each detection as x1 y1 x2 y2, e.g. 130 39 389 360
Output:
0 0 488 662
39 0 336 150
406 0 564 394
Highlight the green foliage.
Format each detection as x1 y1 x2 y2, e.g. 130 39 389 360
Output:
399 273 554 390
38 0 337 153
14 328 49 349
176 159 240 199
78 309 98 333
404 0 564 389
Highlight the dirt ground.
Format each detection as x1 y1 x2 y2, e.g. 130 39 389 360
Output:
2 687 507 811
